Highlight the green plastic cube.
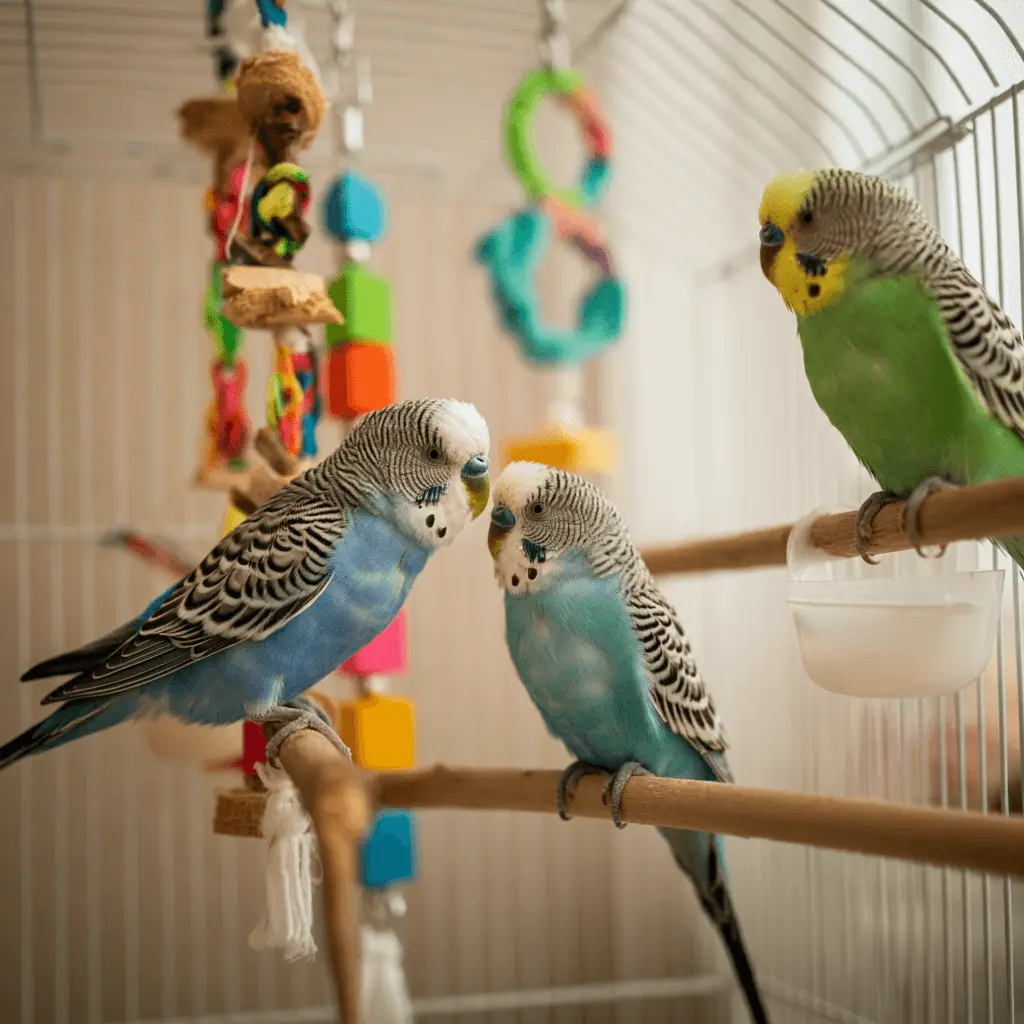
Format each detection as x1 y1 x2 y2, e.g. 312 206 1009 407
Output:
326 264 393 346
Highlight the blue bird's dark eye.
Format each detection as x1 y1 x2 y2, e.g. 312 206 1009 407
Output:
759 223 784 247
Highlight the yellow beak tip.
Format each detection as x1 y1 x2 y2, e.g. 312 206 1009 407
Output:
463 476 491 520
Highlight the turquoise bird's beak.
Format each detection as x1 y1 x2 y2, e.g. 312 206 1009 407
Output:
488 503 515 559
461 455 490 519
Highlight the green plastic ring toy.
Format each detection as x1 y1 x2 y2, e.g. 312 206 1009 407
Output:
505 68 612 211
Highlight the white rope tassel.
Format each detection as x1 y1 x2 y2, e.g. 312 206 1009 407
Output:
360 924 413 1024
248 760 320 961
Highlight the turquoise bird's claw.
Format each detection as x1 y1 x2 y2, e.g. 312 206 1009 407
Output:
603 761 653 830
555 759 608 821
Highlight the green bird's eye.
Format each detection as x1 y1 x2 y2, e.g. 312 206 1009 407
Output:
799 210 815 226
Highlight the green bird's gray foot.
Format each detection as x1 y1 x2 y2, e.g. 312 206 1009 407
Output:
603 761 653 829
249 695 351 768
557 760 609 821
855 489 901 565
903 476 958 559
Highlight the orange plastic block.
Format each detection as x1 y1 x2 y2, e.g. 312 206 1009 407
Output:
502 425 617 473
339 694 416 770
325 342 396 419
342 611 408 676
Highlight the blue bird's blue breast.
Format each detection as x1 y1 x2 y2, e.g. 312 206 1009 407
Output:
151 510 429 725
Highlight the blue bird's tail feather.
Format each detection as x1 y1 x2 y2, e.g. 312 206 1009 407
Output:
658 827 771 1024
0 697 133 772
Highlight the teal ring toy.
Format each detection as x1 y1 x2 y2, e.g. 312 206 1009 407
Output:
477 67 626 366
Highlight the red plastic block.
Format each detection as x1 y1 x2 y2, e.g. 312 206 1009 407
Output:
342 611 408 677
325 343 396 419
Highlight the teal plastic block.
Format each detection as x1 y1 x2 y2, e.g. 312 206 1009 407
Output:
361 810 417 889
326 264 393 346
322 170 388 244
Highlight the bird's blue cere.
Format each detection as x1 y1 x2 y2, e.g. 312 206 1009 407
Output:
490 504 515 528
462 455 490 479
759 222 784 247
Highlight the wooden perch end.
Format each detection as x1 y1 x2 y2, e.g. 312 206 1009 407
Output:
641 475 1024 576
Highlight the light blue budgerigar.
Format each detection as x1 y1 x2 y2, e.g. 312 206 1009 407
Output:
4 397 491 771
488 462 770 1024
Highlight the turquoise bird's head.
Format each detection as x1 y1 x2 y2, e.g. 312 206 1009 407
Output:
488 461 623 594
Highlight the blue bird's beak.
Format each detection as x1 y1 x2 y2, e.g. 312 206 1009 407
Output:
460 455 490 519
488 503 515 559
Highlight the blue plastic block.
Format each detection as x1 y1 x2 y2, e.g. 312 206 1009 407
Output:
322 170 388 244
361 810 417 889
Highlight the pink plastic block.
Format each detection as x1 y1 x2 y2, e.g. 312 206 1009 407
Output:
342 611 408 676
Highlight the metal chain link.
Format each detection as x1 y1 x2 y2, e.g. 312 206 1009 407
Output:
539 0 571 69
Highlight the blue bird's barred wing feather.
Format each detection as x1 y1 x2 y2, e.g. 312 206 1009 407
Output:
43 483 349 705
626 577 733 784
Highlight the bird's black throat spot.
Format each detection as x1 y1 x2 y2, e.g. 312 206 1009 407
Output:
425 514 435 528
511 574 520 587
797 252 828 277
527 567 538 580
808 283 821 298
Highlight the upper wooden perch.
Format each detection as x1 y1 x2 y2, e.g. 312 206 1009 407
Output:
640 476 1024 576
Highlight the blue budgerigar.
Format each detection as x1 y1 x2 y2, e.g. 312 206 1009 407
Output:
5 397 491 771
488 462 770 1024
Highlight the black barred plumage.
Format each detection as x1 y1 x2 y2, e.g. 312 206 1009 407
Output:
797 168 1024 442
38 398 488 707
519 468 730 776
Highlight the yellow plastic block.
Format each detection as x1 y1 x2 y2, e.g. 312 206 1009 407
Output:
502 425 617 473
222 502 247 537
339 694 416 770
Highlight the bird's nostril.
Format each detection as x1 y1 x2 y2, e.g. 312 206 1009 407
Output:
462 455 490 479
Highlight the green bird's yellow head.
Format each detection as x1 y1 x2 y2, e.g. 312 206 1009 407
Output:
758 168 857 317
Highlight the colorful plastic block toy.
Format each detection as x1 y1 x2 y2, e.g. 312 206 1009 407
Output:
222 501 248 537
325 264 392 345
322 170 388 244
361 810 417 889
339 693 416 770
325 343 397 419
502 424 617 473
342 611 408 676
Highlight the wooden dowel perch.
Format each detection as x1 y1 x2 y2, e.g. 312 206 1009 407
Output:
372 766 1024 878
640 475 1024 576
270 728 372 1024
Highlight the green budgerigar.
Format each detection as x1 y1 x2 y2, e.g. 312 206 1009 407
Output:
758 168 1024 569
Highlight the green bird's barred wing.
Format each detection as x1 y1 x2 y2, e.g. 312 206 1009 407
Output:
933 262 1024 443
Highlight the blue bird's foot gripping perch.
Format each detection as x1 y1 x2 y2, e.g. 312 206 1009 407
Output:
251 694 352 767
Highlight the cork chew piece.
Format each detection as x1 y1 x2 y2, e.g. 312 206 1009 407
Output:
222 266 343 328
235 51 325 153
